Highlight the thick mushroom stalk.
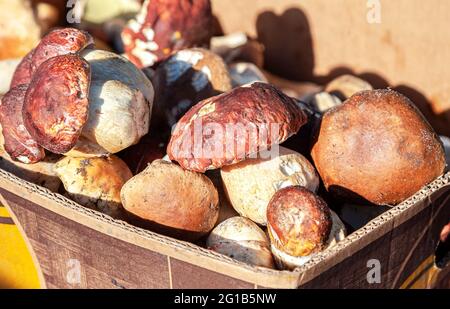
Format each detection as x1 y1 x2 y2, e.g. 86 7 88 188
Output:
66 49 154 157
207 216 275 269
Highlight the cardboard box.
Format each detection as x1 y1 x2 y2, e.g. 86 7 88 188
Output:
0 169 448 288
0 0 449 288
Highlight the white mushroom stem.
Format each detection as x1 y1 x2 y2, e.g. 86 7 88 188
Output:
65 49 154 157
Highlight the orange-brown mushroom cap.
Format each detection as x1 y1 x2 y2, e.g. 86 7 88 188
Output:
311 89 446 205
267 186 332 257
23 54 91 154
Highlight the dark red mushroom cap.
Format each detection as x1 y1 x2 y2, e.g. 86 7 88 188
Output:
121 0 213 68
22 54 91 154
0 84 45 163
167 82 307 172
30 28 94 73
10 51 34 89
10 28 94 88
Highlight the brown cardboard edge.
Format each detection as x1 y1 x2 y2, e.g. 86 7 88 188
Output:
0 193 47 289
390 192 450 288
0 170 299 288
0 169 449 288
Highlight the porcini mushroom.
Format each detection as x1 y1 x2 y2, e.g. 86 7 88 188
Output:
167 82 307 172
121 0 213 68
120 160 219 240
267 186 346 270
54 155 132 219
66 49 154 156
311 89 446 205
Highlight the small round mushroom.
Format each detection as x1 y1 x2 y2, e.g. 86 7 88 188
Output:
325 74 373 100
54 155 132 219
152 48 232 129
121 0 213 68
207 216 274 268
221 146 319 225
311 89 446 205
120 160 219 240
267 186 346 270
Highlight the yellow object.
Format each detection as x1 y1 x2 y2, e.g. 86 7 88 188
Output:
400 255 442 289
0 205 40 289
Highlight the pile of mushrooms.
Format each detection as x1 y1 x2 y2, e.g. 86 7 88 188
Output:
0 27 153 218
0 0 447 273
